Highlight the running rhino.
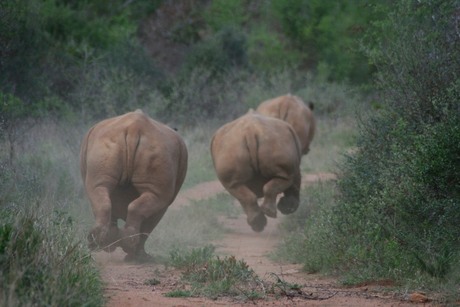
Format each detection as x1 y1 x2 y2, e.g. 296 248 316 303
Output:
257 94 315 155
210 111 302 232
80 110 188 262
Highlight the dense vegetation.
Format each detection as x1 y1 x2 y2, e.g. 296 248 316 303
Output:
277 0 460 302
0 0 458 305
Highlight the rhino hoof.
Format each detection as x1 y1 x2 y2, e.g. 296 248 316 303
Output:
124 251 154 263
88 225 119 252
120 227 139 255
261 204 277 218
249 213 267 232
277 196 299 215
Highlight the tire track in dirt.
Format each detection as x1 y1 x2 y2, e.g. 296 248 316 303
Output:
93 172 432 306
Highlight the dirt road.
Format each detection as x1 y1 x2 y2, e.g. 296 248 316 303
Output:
93 173 432 306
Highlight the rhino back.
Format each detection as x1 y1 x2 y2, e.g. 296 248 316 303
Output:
81 112 187 199
211 113 301 188
257 95 315 155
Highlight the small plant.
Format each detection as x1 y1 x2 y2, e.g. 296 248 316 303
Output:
164 290 192 298
169 245 216 269
269 273 302 295
0 206 104 306
168 246 265 300
144 278 160 286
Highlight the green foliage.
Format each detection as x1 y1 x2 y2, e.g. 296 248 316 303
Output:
247 25 302 72
366 1 459 125
169 246 262 299
0 0 162 122
1 0 380 124
0 207 103 306
183 26 248 76
0 92 27 121
274 182 342 272
164 290 193 298
0 0 48 99
170 245 216 269
338 115 460 279
204 0 248 31
286 0 460 294
270 0 376 82
274 2 459 300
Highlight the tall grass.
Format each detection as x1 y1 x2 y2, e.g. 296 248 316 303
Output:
0 207 104 306
0 119 102 306
167 245 264 300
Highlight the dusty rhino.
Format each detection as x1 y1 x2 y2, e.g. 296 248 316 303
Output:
80 110 188 261
210 111 302 232
256 94 315 155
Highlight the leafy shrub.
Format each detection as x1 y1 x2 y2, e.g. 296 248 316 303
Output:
203 0 248 31
182 26 248 76
274 182 342 272
273 3 459 301
170 245 216 269
309 0 460 289
269 0 375 83
247 25 302 73
0 207 103 306
168 246 262 299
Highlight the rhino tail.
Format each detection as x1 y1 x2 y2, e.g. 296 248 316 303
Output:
123 129 142 183
287 125 302 159
79 126 96 183
245 132 260 173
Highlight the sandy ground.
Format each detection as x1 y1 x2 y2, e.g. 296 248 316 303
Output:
93 173 435 307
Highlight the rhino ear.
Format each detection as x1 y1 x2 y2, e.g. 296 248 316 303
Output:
247 108 255 114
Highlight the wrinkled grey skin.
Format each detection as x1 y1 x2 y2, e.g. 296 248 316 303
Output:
80 110 187 262
211 112 302 232
257 94 315 156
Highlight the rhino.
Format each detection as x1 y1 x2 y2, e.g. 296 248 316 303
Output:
256 94 315 155
210 111 302 232
80 110 188 262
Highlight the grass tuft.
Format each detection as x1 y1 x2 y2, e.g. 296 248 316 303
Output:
0 206 104 307
168 246 265 301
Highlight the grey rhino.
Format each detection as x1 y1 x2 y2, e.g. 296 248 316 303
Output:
257 94 315 155
80 110 187 262
210 111 302 232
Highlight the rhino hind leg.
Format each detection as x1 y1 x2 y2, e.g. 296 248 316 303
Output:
120 225 140 255
122 230 154 263
277 194 299 214
227 184 267 232
261 177 294 218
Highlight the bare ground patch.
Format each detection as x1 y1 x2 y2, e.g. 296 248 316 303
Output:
93 173 435 306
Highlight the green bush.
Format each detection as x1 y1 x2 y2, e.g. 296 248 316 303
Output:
247 25 302 73
273 3 459 302
0 207 103 306
306 0 460 290
203 0 248 32
168 246 262 299
182 26 248 76
269 0 375 83
274 182 342 273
